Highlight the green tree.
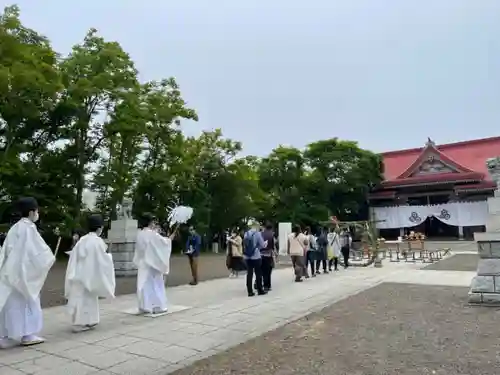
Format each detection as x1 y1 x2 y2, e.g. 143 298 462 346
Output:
257 146 312 224
0 5 68 227
58 28 139 218
132 78 198 222
175 130 241 236
304 138 383 220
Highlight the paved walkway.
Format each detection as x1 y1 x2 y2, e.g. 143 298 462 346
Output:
0 254 476 375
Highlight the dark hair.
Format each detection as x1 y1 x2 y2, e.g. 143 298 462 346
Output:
138 213 155 229
17 197 38 218
87 214 104 233
72 228 85 237
292 225 301 238
265 222 273 230
305 226 311 234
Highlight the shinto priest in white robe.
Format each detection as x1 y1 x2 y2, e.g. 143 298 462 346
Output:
134 213 172 314
0 197 55 347
65 214 115 330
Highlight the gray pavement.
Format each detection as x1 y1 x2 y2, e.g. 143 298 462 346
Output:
0 250 476 375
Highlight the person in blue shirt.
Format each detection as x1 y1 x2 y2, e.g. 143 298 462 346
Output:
243 221 267 297
185 226 201 285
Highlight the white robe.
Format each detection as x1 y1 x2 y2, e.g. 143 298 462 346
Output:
0 218 55 340
134 228 172 313
64 233 115 326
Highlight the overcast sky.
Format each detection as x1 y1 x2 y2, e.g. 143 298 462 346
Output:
10 0 500 156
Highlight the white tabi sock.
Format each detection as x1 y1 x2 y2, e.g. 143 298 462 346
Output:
20 335 45 346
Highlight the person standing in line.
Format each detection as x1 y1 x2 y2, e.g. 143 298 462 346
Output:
287 225 308 282
260 223 275 291
226 228 246 277
315 227 329 274
243 220 267 297
304 226 317 277
328 226 341 271
185 226 201 285
340 228 352 268
0 197 55 348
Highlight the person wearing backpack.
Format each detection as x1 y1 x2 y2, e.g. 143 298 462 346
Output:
243 220 267 297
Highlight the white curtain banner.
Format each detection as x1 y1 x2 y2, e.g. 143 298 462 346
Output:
428 203 460 227
456 201 488 227
373 201 488 229
397 205 432 228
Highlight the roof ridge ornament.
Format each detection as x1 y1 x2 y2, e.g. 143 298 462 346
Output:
425 137 435 147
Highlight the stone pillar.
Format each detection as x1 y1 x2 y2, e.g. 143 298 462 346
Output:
468 241 500 304
107 199 138 277
458 226 464 240
469 157 500 304
212 242 219 254
277 222 292 264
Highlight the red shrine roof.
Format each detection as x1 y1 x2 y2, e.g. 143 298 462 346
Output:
379 136 500 188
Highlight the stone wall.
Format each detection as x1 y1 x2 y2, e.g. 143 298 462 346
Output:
468 241 500 304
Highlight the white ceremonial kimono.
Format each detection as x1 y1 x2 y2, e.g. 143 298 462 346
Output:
134 228 172 314
64 233 115 329
0 218 55 344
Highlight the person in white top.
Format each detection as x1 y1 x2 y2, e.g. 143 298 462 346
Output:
287 225 308 282
0 197 55 348
304 226 317 277
65 214 116 332
134 213 177 315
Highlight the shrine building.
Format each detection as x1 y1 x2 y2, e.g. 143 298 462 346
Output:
369 136 500 240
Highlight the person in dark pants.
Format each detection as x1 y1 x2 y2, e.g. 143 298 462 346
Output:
185 226 201 285
243 221 267 297
260 223 275 291
340 228 352 268
304 226 317 277
315 227 329 274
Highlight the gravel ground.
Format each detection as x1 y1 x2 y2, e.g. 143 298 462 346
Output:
423 254 478 272
42 254 231 308
170 283 499 375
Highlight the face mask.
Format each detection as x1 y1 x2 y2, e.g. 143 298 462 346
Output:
31 211 39 223
96 228 103 237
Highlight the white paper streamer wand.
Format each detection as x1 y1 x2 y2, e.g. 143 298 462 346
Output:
168 205 194 225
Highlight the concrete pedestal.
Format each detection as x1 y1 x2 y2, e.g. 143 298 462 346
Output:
468 195 500 304
107 218 138 277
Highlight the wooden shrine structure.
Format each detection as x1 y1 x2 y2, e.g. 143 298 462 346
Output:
369 136 500 239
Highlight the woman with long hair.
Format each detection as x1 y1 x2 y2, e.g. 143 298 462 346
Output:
287 225 308 282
